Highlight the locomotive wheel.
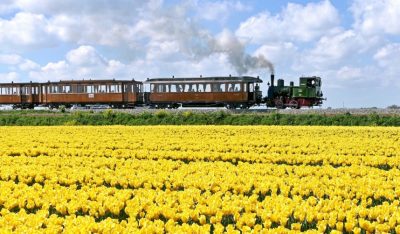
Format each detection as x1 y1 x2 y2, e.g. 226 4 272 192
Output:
274 100 284 109
289 100 299 109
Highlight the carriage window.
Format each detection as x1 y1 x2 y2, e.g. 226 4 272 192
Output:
124 85 129 92
158 84 164 92
178 84 184 92
222 83 226 92
28 86 37 95
109 85 116 93
249 83 254 92
202 84 211 92
63 85 71 93
220 83 226 92
152 84 164 93
228 83 241 92
187 84 197 92
86 85 93 93
77 85 84 93
235 83 241 92
194 84 201 92
211 84 220 92
169 84 177 92
243 83 246 92
21 87 28 95
98 85 106 93
125 84 132 92
183 84 187 92
158 84 166 93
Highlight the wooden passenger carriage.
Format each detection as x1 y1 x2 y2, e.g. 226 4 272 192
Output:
0 80 143 108
0 82 42 108
145 76 263 109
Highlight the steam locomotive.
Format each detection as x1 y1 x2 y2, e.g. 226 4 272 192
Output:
265 74 324 109
0 74 324 109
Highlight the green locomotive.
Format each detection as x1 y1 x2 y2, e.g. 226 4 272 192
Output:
265 74 324 109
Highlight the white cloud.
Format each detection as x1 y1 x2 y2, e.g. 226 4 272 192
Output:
26 45 236 82
374 43 400 85
292 29 382 73
28 46 143 81
0 54 40 73
19 59 40 71
14 0 148 18
0 0 266 76
146 41 181 60
0 54 22 65
0 12 55 49
336 66 362 81
236 0 340 43
351 0 400 35
196 1 250 22
66 46 107 66
48 14 138 47
0 1 158 49
0 72 19 82
254 42 298 67
374 43 400 65
0 1 17 14
296 30 359 70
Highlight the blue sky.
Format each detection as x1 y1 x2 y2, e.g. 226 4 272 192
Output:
0 0 399 108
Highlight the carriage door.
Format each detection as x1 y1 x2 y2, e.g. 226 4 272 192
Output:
31 85 40 104
20 85 30 104
247 83 255 101
123 83 129 103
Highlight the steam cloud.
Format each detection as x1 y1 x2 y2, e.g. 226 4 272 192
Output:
142 5 275 75
213 30 275 75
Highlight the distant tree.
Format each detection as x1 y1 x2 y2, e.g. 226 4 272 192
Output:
387 105 400 109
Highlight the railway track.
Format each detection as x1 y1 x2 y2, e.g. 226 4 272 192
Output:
77 107 400 116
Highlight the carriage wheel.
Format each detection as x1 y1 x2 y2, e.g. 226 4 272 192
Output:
225 103 236 109
240 104 249 109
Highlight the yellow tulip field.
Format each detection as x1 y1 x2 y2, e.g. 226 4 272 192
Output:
0 126 399 233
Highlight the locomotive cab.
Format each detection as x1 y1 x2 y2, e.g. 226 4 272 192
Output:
295 76 323 99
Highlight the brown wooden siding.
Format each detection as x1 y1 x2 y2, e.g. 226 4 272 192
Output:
149 92 249 103
44 93 135 104
0 95 21 104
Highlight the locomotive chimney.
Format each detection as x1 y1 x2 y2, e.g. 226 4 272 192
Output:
270 73 275 87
